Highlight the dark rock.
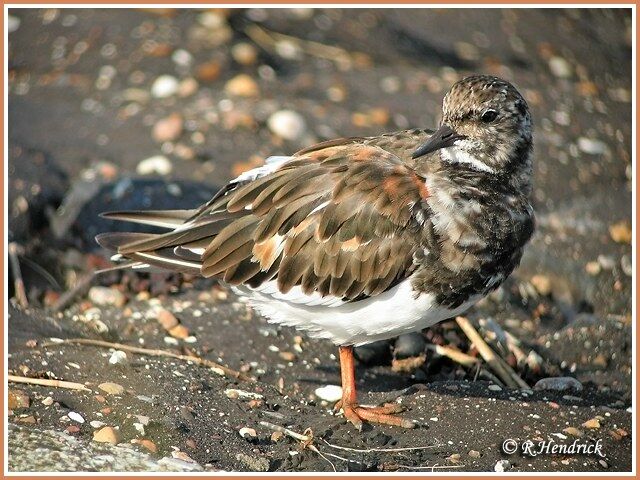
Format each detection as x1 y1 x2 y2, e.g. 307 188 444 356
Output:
354 340 391 365
393 333 426 359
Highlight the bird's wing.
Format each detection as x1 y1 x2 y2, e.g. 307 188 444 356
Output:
99 141 432 302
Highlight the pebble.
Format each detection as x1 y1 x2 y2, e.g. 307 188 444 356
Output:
133 438 157 453
93 426 121 445
224 389 264 400
548 56 572 78
88 286 126 307
468 450 481 458
8 389 30 409
232 42 258 66
98 382 125 395
41 396 54 406
109 350 128 365
278 351 296 361
153 113 183 143
235 453 269 472
494 459 511 472
137 155 173 176
621 255 632 276
534 377 583 392
530 274 551 296
585 261 601 276
394 332 426 359
168 324 190 339
8 15 20 33
224 74 259 97
582 417 601 429
597 254 615 270
196 61 221 82
171 49 193 67
157 309 179 330
68 411 85 424
239 427 257 438
488 384 502 391
609 220 632 244
178 78 199 97
578 137 607 155
314 385 342 402
151 75 179 98
563 426 583 437
90 420 105 428
267 110 307 141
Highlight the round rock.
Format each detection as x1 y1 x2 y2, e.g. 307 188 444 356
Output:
534 376 583 392
267 110 307 141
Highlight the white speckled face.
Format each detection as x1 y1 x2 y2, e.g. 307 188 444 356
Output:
440 75 532 174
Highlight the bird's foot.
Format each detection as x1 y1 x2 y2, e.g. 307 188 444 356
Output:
334 400 415 430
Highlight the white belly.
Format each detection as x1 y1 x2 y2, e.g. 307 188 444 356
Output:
234 278 482 346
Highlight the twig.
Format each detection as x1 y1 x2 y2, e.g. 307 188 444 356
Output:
41 338 255 383
426 344 480 367
9 243 29 309
455 316 523 389
8 374 91 392
321 438 441 453
50 271 96 313
259 421 311 442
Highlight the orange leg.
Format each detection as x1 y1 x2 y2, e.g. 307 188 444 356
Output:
335 345 415 430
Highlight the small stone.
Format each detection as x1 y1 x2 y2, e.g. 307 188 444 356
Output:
93 426 121 445
157 309 179 330
151 75 179 98
394 332 426 359
178 78 199 97
88 286 126 307
224 389 264 400
585 261 601 276
271 431 283 442
134 422 145 435
267 110 307 141
621 255 632 276
530 274 552 296
447 453 461 463
239 427 257 438
597 255 616 270
609 220 632 244
534 377 583 392
488 384 502 391
90 420 106 428
41 396 54 406
599 459 609 469
196 61 222 82
494 459 511 472
548 56 572 78
314 385 343 403
8 389 30 409
235 453 269 472
468 450 481 458
18 415 36 424
225 74 259 97
68 411 85 424
171 49 193 67
8 15 21 33
153 113 183 143
137 155 173 176
99 382 125 395
578 137 607 155
66 425 80 434
133 438 158 453
232 42 258 66
168 324 190 339
109 350 128 365
563 426 583 437
278 351 296 361
582 418 601 429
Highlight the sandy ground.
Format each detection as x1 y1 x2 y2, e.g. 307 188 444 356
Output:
7 8 633 472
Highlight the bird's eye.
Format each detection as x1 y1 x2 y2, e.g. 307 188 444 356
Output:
480 109 498 123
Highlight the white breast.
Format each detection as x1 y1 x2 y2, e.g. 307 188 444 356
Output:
234 278 482 346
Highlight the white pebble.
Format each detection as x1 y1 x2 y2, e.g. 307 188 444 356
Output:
239 427 257 438
90 420 106 428
68 411 85 424
314 385 343 403
8 15 20 33
548 56 572 78
137 155 173 176
578 137 607 155
109 350 128 365
488 384 502 391
133 422 145 435
151 75 179 98
267 110 307 141
495 460 511 472
172 49 193 67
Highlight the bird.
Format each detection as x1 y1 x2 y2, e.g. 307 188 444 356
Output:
96 74 535 431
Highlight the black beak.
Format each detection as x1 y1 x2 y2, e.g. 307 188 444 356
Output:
411 124 466 159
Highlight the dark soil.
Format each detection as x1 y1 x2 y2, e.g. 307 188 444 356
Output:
7 7 632 472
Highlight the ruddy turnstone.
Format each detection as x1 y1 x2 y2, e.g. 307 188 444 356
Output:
97 75 534 430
